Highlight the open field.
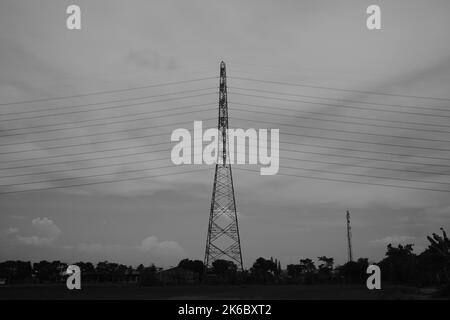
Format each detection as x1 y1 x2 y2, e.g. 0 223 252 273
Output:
0 284 439 300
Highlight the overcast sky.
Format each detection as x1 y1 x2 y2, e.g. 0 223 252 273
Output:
1 0 450 268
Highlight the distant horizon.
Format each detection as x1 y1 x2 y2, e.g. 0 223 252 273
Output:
0 232 433 270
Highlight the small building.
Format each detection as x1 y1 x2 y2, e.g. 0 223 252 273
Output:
157 267 199 285
124 269 140 283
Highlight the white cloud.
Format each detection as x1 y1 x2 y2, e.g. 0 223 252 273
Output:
139 236 185 256
17 217 61 246
66 236 185 266
17 235 54 246
71 236 184 257
4 227 18 235
31 217 61 238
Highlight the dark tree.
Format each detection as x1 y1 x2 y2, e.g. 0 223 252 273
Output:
286 264 302 279
418 228 450 292
427 228 450 261
212 259 237 276
250 257 277 283
0 261 33 284
379 243 418 284
74 261 95 274
299 258 316 284
33 261 66 283
95 261 119 282
139 264 159 286
318 256 334 273
317 256 334 282
299 258 316 274
178 259 204 275
336 258 369 284
137 264 145 272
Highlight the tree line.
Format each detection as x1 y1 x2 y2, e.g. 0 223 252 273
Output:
1 228 448 293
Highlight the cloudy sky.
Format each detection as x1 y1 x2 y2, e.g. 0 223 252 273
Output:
1 0 450 268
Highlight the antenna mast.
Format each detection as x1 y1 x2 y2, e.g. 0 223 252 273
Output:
346 210 353 262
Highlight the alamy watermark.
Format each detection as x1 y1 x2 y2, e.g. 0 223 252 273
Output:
366 264 381 290
65 265 81 290
171 121 279 175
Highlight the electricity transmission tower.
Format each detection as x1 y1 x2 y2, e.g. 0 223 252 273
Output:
346 210 353 262
204 61 244 271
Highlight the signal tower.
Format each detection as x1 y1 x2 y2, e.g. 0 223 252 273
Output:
204 61 243 271
346 210 353 262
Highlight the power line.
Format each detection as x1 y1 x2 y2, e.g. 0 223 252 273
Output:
231 150 450 182
0 105 214 140
229 86 450 113
0 146 171 172
278 143 450 168
235 168 450 193
3 131 449 176
3 116 450 167
0 120 216 164
279 141 450 164
0 92 216 123
0 158 186 187
0 87 217 117
2 154 449 194
0 117 216 155
1 146 449 193
229 102 450 133
231 102 450 134
4 107 448 150
231 113 450 143
2 139 450 183
232 117 450 152
0 152 169 179
1 147 242 181
0 167 210 195
0 76 218 106
276 153 450 177
3 146 449 181
279 131 450 152
1 102 215 135
229 76 450 102
4 162 445 195
0 140 213 174
230 92 450 119
3 111 450 165
274 164 450 186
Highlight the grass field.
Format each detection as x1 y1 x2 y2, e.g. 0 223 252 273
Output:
0 283 438 300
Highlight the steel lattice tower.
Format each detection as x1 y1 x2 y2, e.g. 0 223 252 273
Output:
346 210 353 262
204 61 243 271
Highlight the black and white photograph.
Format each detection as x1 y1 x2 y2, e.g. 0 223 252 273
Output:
0 0 449 313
